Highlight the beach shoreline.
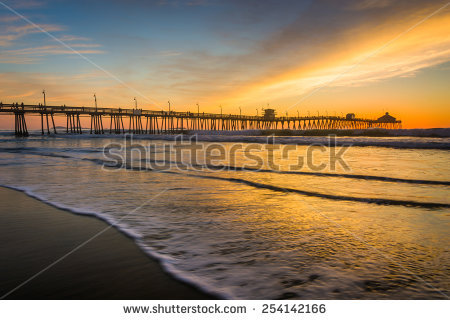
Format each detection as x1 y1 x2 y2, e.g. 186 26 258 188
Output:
0 186 215 299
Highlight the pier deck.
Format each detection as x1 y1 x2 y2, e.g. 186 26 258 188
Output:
0 103 402 136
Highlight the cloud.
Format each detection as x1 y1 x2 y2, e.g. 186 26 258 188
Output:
59 43 101 48
2 90 36 99
58 35 91 42
346 0 393 11
4 23 64 34
2 0 45 10
0 71 140 108
0 13 103 59
0 55 39 64
0 45 104 61
158 50 182 57
0 15 20 22
147 0 450 108
0 22 64 46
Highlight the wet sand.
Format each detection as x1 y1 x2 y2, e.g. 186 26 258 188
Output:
0 187 214 299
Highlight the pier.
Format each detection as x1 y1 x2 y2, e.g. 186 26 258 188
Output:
0 103 402 136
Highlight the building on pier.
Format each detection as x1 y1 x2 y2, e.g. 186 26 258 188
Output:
346 113 355 120
263 108 276 120
377 112 396 123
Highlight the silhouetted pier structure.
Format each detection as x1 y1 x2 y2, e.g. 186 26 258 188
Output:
0 103 402 136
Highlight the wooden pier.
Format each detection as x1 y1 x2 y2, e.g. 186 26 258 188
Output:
0 103 402 136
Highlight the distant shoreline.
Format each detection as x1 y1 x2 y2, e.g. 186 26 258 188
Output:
192 128 450 138
1 127 449 138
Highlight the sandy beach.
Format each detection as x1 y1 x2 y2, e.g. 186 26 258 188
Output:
0 187 213 299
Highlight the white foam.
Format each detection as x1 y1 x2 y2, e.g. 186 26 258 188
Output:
1 134 448 299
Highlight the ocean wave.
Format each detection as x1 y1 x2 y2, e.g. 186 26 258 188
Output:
92 159 450 209
0 130 449 149
185 174 450 209
1 146 448 187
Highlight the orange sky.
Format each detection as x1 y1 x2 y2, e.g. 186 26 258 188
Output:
0 0 449 129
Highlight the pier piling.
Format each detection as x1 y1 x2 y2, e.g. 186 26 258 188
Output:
1 103 402 136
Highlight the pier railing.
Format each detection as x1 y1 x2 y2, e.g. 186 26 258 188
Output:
0 102 402 136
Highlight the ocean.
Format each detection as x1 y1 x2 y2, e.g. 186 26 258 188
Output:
0 131 449 299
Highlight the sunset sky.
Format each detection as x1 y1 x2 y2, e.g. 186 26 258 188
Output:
0 0 449 128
